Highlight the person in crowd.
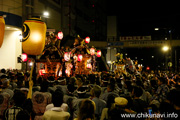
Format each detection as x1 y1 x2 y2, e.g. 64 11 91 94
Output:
72 86 88 119
100 94 116 120
32 79 52 120
0 83 10 119
90 85 106 119
108 97 129 120
131 85 147 113
100 83 119 102
45 88 69 112
0 69 6 77
74 99 96 120
136 79 152 104
1 75 14 100
151 77 169 102
3 90 30 120
43 89 70 120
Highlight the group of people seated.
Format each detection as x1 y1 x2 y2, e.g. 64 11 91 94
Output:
0 68 180 120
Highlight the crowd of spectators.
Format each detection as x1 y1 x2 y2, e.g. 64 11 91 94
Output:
0 68 180 120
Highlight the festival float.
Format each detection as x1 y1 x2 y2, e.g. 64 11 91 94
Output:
36 33 101 78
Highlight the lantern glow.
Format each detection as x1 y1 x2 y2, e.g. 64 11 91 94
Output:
21 53 28 62
85 36 90 43
22 17 46 55
39 69 45 75
90 48 95 55
97 50 101 57
87 63 92 69
78 54 83 61
58 31 63 40
64 52 70 61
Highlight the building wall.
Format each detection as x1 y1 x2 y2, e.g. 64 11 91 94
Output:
0 0 22 16
0 30 22 69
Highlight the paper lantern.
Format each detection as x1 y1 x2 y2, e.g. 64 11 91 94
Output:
90 48 95 55
87 63 92 69
22 17 47 55
78 54 83 61
64 52 70 61
0 16 5 48
97 50 101 57
39 69 45 75
21 53 28 62
85 36 90 43
57 31 63 40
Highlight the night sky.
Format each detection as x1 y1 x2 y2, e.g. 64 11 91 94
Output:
108 1 180 36
107 1 180 71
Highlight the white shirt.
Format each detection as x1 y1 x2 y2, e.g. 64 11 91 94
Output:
45 103 68 112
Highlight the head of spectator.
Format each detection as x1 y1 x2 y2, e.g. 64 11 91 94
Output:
52 89 64 107
77 99 95 120
90 85 102 98
132 85 143 98
107 83 115 92
106 94 116 109
109 78 116 85
76 78 83 88
69 76 76 85
114 97 128 108
124 80 133 92
77 87 86 98
13 90 26 107
158 77 168 86
108 97 127 120
0 68 6 74
67 84 75 94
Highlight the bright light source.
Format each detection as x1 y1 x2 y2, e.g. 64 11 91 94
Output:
155 28 159 31
107 61 111 64
29 62 33 66
43 11 49 17
162 46 169 52
21 53 28 62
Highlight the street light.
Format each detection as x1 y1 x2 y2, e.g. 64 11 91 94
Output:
43 11 49 18
162 46 169 52
162 46 169 72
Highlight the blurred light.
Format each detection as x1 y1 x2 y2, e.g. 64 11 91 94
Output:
39 69 45 75
64 52 70 61
90 47 95 55
146 66 150 70
32 32 42 42
43 11 49 17
152 56 154 58
107 61 111 64
21 53 27 62
78 54 83 61
57 31 63 40
97 50 101 57
162 46 169 52
155 28 159 31
29 62 33 66
85 36 90 43
87 63 92 69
